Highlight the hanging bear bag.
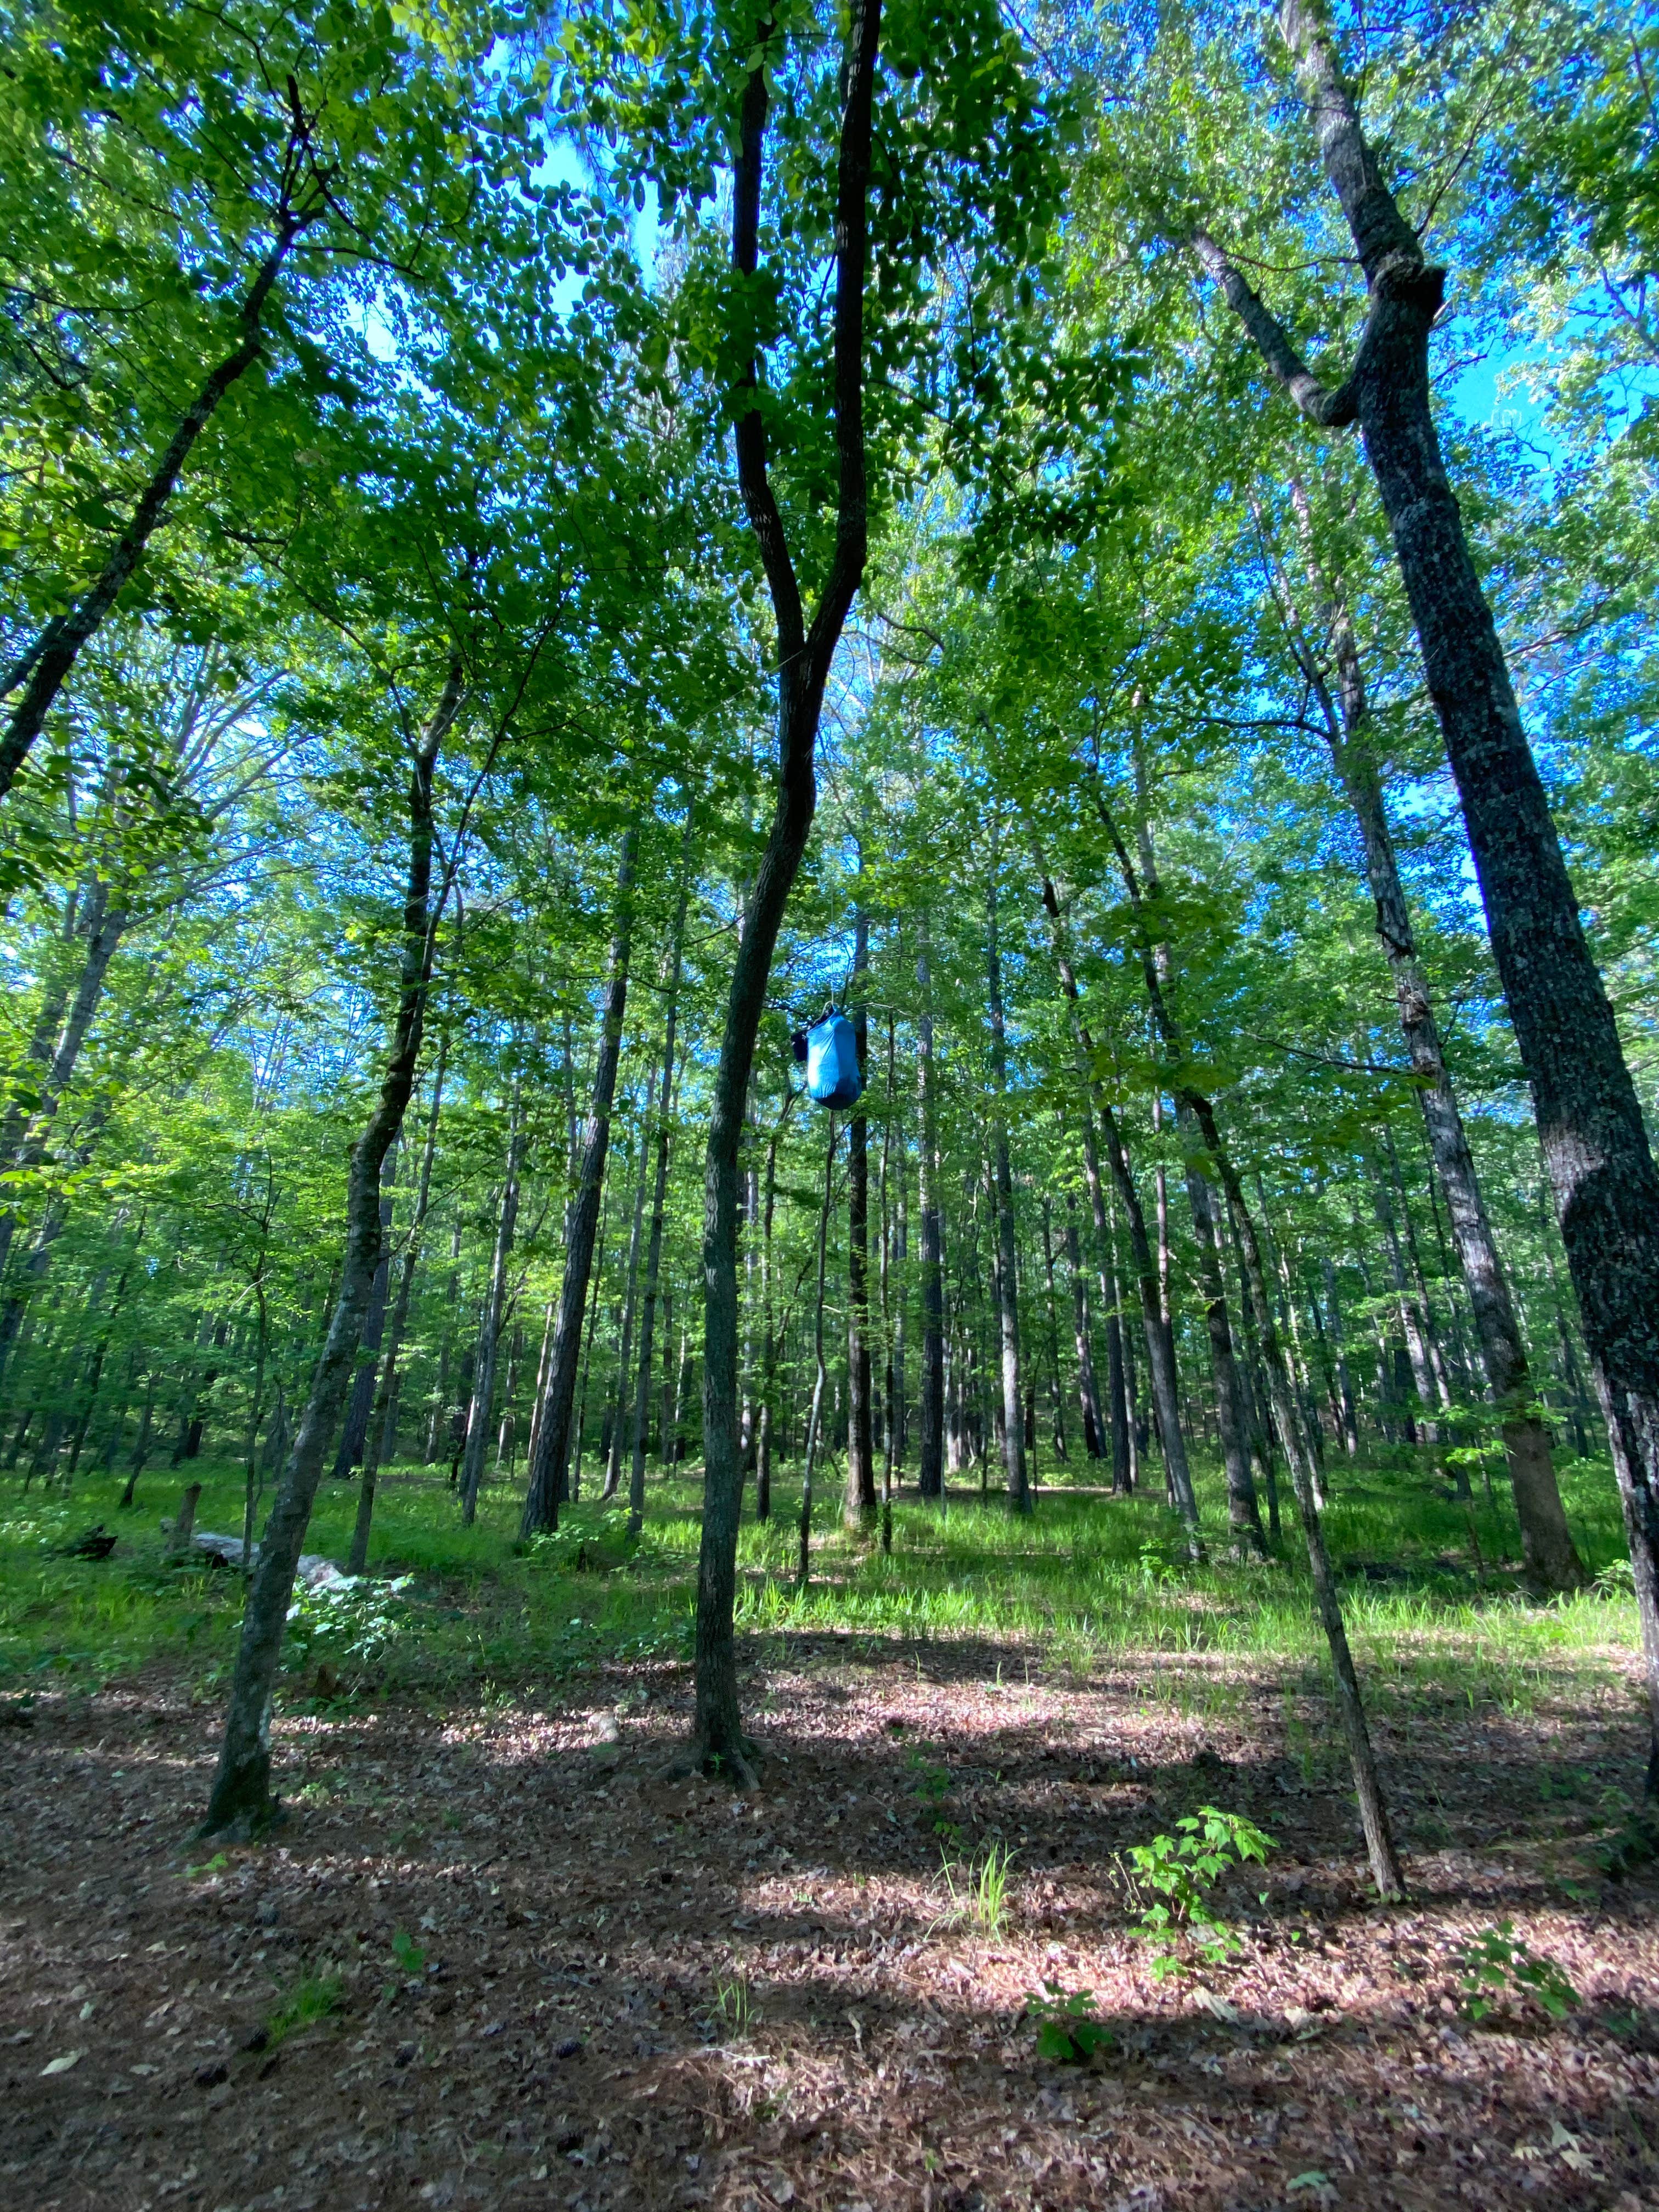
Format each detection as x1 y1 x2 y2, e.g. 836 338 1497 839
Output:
805 1012 862 1107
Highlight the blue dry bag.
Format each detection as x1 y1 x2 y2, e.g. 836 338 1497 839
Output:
805 1012 862 1107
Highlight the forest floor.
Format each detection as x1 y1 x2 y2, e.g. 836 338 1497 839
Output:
2 1460 1657 2212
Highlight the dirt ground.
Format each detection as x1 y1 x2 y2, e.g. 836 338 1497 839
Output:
3 1633 1658 2212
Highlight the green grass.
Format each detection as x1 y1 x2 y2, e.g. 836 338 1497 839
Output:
0 1442 1641 1734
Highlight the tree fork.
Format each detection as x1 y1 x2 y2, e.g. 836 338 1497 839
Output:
1195 0 1655 1783
201 657 464 1836
690 0 882 1782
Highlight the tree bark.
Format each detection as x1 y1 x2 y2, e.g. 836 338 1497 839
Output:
1323 1259 1360 1455
986 868 1029 1513
1206 1 1645 1767
1276 470 1583 1584
1181 1108 1265 1551
331 1155 396 1477
202 657 464 1835
0 878 129 1285
521 832 637 1534
1039 1198 1068 1458
0 219 307 800
693 0 882 1779
915 917 947 1499
349 1029 448 1573
1036 874 1199 1543
798 1117 837 1589
461 1082 524 1524
603 1092 652 1504
628 821 693 1537
844 907 876 1525
1064 1192 1105 1458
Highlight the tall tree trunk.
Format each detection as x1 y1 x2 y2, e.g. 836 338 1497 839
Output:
798 1117 837 1589
1373 1159 1444 1452
1039 1198 1068 1459
986 867 1029 1513
692 0 881 1780
915 918 946 1500
844 909 876 1527
879 1015 899 1549
605 1093 652 1504
1181 1109 1265 1551
1273 475 1583 1582
1323 1259 1360 1455
331 1152 397 1477
67 1216 143 1474
1217 1114 1406 1897
521 832 637 1534
350 1029 449 1573
1105 1301 1132 1495
628 821 693 1537
202 657 464 1835
0 217 307 802
1036 874 1199 1544
1205 0 1641 1767
426 1218 463 1462
1064 1191 1105 1458
0 879 129 1284
1092 791 1403 1890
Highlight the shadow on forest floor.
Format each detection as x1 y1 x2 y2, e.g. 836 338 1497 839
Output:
3 1611 1658 2212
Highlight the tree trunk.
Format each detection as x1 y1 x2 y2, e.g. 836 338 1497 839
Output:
986 868 1029 1513
461 1084 525 1524
202 657 464 1835
0 220 306 802
1180 1108 1265 1551
521 832 637 1534
844 909 876 1526
426 1218 463 1463
1323 1259 1360 1455
1039 1198 1068 1459
1064 1192 1105 1458
879 1015 899 1550
1210 0 1637 1763
604 1094 652 1504
798 1117 837 1589
331 1153 397 1477
1274 476 1584 1579
1105 1302 1132 1494
350 1028 449 1575
0 879 128 1285
915 918 946 1500
692 0 881 1780
752 1081 795 1531
1037 874 1200 1542
1209 1106 1405 1897
629 821 693 1536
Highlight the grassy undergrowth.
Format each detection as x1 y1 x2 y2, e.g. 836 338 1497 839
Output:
0 1444 1641 1736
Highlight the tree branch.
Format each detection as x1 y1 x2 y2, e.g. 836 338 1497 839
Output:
1188 228 1359 427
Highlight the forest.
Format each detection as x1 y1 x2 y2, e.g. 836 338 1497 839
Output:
2 0 1658 2207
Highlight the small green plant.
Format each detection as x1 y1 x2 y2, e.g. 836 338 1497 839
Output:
713 1974 754 2039
264 1968 345 2050
182 1852 228 1881
1455 1922 1578 2023
941 1841 1015 1936
908 1748 950 1807
522 1509 635 1568
1121 1805 1272 1979
390 1929 427 1977
1026 1981 1113 2063
1594 1793 1659 1877
283 1577 413 1681
907 1746 961 1843
1137 1538 1181 1587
